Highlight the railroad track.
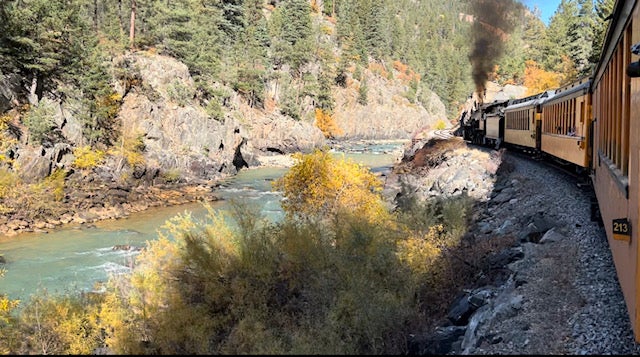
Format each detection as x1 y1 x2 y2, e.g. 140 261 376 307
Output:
506 147 602 223
433 129 454 139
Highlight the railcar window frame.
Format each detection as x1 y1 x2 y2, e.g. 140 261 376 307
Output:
593 22 632 179
593 21 631 196
543 97 579 136
506 108 530 131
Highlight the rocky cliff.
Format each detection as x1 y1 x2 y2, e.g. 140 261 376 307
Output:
1 51 447 185
0 50 449 236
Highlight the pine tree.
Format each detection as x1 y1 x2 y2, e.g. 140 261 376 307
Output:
274 0 313 75
568 0 595 77
544 0 580 74
496 24 526 84
522 11 548 67
144 0 222 94
590 0 614 65
1 0 92 103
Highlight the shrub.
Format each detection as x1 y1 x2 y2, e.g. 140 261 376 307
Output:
97 200 416 354
166 80 195 107
0 114 17 165
15 291 102 354
22 102 56 145
0 293 20 354
8 152 484 355
0 168 19 199
161 169 181 183
72 146 105 170
357 81 368 105
108 131 145 168
273 149 389 224
44 168 67 202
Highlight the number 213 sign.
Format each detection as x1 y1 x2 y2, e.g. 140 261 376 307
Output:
613 218 632 242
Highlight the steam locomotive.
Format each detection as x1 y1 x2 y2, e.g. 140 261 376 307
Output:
458 0 640 342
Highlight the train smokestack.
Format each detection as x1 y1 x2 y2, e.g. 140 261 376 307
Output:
468 0 524 103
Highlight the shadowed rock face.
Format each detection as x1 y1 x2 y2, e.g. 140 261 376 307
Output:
468 0 525 102
116 52 326 181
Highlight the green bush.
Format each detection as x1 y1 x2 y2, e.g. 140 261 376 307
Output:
23 102 56 145
161 168 182 183
167 80 195 107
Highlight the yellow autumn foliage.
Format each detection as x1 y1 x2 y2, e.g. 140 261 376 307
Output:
396 224 445 276
0 294 20 354
524 60 561 96
314 108 343 139
0 114 17 165
273 149 390 224
16 292 102 354
72 146 106 170
108 130 146 168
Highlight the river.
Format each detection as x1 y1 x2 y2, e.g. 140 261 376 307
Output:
0 141 406 302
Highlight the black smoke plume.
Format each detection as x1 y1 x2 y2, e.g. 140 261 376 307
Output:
469 0 525 101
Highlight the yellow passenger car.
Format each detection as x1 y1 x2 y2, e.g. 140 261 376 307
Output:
540 77 592 168
504 91 554 152
590 0 639 342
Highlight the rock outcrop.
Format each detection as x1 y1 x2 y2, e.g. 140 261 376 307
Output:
115 52 326 182
334 68 448 139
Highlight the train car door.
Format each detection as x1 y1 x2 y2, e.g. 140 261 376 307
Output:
535 112 542 150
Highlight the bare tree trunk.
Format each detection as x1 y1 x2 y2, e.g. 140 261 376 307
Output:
28 75 39 106
93 0 99 32
118 0 123 31
129 0 136 50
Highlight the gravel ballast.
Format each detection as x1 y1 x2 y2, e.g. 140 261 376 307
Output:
390 138 640 354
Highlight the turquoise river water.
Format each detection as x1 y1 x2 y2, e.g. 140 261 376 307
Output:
0 141 405 302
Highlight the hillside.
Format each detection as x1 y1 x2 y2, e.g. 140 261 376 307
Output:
0 0 464 236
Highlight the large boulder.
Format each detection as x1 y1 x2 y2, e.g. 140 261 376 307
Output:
240 109 327 154
118 91 245 181
14 146 51 183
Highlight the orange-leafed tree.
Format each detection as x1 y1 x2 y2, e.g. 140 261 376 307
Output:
523 60 561 95
314 108 343 139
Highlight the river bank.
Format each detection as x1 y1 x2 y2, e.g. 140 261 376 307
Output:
0 176 222 238
0 141 404 302
0 140 406 238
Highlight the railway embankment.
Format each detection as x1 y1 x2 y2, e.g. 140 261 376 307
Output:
387 137 640 354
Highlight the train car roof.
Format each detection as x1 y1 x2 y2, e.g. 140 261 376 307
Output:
544 80 590 105
505 90 555 111
481 99 510 109
591 0 635 88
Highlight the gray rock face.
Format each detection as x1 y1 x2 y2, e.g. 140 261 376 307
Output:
384 140 501 206
334 72 447 139
118 90 243 180
14 146 51 183
116 52 326 181
243 112 326 154
0 73 22 113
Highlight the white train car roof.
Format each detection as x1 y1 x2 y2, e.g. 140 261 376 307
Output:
504 90 555 112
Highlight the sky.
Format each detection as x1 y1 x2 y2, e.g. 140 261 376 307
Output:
521 0 562 25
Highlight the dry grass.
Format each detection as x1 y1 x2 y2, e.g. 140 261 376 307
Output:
408 138 468 169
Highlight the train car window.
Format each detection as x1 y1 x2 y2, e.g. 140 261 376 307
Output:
593 21 631 177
